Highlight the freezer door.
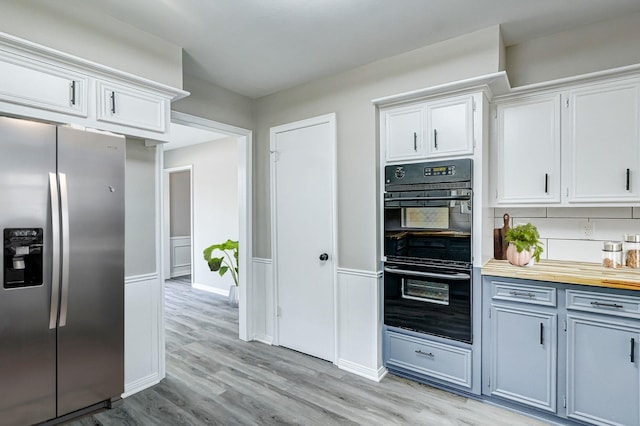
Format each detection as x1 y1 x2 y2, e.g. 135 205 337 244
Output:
0 117 57 425
56 126 125 416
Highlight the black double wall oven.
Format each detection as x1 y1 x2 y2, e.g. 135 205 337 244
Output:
384 159 473 343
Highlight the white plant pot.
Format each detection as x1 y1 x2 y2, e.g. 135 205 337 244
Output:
506 243 534 267
228 285 239 308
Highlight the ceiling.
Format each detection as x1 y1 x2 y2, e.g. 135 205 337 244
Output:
37 0 640 99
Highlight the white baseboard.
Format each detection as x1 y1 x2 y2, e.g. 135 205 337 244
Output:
192 282 229 297
337 359 387 382
253 334 273 345
122 372 161 398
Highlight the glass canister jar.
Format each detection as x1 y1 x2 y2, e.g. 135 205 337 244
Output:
624 234 640 268
602 241 623 268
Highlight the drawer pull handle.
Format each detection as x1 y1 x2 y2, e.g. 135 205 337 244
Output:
631 338 636 363
415 350 434 357
413 132 417 151
590 301 623 309
540 322 544 345
509 291 535 298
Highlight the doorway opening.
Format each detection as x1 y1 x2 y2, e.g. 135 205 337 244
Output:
157 112 252 378
163 166 193 282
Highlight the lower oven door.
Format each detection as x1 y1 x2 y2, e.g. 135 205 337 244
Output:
383 263 472 343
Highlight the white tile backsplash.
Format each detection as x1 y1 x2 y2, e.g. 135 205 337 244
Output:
546 207 632 219
546 239 603 263
492 207 640 262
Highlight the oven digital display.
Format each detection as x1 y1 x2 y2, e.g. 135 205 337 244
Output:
424 165 456 176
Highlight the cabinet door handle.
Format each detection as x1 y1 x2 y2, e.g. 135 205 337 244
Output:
415 349 434 357
434 129 438 149
413 132 417 151
509 290 535 298
69 81 76 106
540 322 544 345
110 91 116 114
544 173 549 194
626 168 630 191
631 338 636 363
590 301 623 309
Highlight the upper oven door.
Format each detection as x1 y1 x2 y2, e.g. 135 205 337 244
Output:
384 189 472 263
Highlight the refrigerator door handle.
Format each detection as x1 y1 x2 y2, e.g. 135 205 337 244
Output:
59 173 70 327
49 173 61 330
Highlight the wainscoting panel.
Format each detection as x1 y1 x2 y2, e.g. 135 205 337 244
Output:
336 268 386 382
252 258 274 344
123 273 161 397
170 236 191 278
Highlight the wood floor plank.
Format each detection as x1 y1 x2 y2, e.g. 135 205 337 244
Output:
66 276 550 426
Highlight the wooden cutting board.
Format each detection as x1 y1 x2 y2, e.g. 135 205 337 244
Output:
493 213 510 260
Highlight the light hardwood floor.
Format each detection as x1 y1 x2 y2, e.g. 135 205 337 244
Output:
68 277 550 426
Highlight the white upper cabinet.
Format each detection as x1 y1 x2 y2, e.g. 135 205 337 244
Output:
495 95 561 204
0 52 87 117
567 80 640 203
426 95 474 158
382 94 476 163
383 103 425 162
0 32 187 141
96 81 167 133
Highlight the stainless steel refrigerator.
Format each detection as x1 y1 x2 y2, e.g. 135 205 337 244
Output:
0 116 124 425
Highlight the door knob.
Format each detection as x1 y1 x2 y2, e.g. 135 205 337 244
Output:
319 253 329 261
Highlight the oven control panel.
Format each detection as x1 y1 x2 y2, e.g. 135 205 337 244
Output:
424 165 455 176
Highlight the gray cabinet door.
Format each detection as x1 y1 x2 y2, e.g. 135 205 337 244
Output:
567 315 640 426
490 305 557 412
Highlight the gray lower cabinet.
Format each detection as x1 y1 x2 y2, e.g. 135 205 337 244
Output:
490 305 557 412
485 278 558 412
484 275 640 426
385 329 472 389
566 314 640 426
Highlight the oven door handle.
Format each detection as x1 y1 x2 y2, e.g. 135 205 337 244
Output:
384 267 471 280
385 195 471 202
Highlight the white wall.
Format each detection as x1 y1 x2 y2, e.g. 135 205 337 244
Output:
254 26 503 270
506 12 640 87
0 1 183 88
164 139 239 292
125 139 157 276
173 74 254 131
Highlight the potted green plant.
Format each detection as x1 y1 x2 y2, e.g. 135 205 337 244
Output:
203 239 239 306
504 223 544 266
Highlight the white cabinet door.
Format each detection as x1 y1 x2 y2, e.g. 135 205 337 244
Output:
426 95 474 158
568 81 640 202
96 81 167 133
567 315 640 426
383 104 425 162
0 53 87 117
490 305 557 413
496 95 561 204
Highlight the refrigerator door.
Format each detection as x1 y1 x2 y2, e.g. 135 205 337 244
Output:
0 117 57 425
56 126 125 416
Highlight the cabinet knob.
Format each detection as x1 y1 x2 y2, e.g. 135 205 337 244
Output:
319 253 329 261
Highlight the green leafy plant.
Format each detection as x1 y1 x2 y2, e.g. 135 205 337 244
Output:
203 239 238 286
505 223 544 262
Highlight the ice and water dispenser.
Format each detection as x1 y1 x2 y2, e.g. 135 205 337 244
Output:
3 228 43 288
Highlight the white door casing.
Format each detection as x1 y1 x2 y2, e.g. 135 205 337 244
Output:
270 113 337 362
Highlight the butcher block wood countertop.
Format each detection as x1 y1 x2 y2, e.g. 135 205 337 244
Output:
482 259 640 291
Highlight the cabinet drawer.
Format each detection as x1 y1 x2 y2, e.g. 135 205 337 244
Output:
566 290 640 320
386 331 471 388
491 281 557 307
96 80 167 133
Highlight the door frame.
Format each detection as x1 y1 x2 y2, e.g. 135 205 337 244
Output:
157 111 253 377
269 112 338 362
162 165 193 281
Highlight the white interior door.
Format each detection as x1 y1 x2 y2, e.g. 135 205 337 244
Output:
271 114 336 362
